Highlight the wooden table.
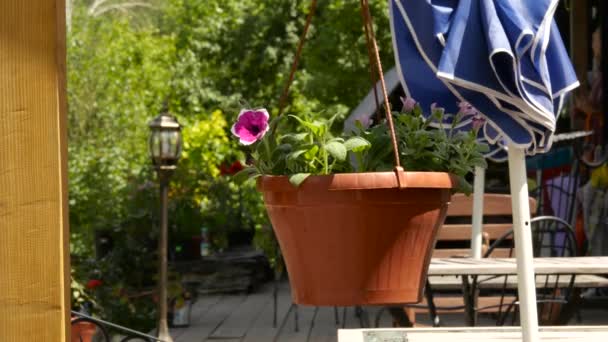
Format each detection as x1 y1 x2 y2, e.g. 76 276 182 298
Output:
425 257 608 326
429 274 608 290
338 326 608 341
428 257 608 276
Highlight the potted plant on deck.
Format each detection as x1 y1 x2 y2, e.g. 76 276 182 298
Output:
232 100 487 306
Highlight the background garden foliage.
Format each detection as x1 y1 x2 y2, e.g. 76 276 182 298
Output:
68 0 393 330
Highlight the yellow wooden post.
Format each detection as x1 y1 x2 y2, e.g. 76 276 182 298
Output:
0 1 70 341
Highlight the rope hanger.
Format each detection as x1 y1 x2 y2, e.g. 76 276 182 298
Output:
276 0 403 171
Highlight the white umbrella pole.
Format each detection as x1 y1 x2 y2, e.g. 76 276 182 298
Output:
507 146 539 342
471 166 485 259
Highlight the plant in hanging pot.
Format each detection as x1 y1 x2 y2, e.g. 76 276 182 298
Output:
232 101 488 306
227 0 487 306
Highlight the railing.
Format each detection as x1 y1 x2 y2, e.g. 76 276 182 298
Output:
71 311 165 342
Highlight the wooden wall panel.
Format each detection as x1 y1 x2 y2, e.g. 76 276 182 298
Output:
0 1 70 341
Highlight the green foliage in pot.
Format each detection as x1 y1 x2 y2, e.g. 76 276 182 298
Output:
233 101 488 193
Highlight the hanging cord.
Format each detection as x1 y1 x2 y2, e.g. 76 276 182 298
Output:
275 0 403 172
360 0 382 123
360 0 402 170
277 0 318 118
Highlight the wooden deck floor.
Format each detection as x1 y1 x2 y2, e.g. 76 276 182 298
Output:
171 282 397 342
170 282 608 342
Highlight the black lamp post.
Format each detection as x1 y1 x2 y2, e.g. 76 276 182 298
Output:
148 105 182 342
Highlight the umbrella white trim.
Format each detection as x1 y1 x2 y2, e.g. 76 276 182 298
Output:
530 0 560 65
553 80 581 100
553 81 581 118
437 33 446 47
523 77 551 96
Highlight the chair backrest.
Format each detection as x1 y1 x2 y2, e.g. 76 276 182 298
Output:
433 194 538 258
485 216 578 258
480 216 578 325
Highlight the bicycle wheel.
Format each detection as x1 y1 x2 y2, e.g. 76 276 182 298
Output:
71 317 110 342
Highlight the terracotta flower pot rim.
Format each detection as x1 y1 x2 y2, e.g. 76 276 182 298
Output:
257 171 457 192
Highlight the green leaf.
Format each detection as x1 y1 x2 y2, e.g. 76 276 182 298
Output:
344 136 371 152
232 167 260 184
289 115 322 135
273 143 292 155
305 145 320 160
268 116 284 132
456 176 473 195
470 157 488 169
280 133 308 142
477 143 491 153
324 141 347 161
289 173 311 187
287 150 307 161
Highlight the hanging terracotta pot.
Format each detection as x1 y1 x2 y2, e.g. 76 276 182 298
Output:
259 171 455 306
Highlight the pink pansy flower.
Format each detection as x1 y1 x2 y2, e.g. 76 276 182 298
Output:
231 109 270 145
458 101 477 116
400 96 417 112
471 114 486 131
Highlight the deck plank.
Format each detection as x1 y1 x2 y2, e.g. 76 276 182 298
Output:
208 286 271 339
340 307 361 329
308 307 341 342
175 295 246 342
172 295 223 340
242 283 293 342
276 305 317 342
171 280 608 341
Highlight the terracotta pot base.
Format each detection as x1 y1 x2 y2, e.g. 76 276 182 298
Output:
258 172 455 306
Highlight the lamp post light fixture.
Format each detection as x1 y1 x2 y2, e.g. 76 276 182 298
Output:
148 105 182 342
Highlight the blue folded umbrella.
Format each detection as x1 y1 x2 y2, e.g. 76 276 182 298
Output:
389 0 579 156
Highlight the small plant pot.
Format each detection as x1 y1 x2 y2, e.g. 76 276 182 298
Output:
258 171 455 306
71 320 97 342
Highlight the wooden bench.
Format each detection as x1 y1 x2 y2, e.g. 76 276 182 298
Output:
434 193 537 258
404 193 537 325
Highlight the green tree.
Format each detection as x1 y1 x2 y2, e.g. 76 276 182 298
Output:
68 3 174 254
162 0 393 120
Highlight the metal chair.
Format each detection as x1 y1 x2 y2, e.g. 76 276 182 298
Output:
471 216 579 326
